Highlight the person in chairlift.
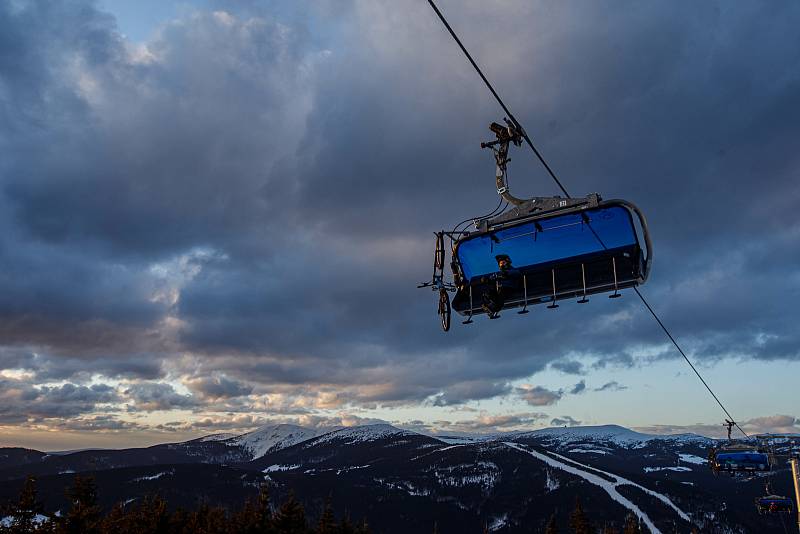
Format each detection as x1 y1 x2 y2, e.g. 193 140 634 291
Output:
480 254 521 318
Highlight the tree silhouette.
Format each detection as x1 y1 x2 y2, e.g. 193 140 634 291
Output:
182 501 228 534
353 518 369 534
0 475 679 534
4 476 45 534
568 498 591 534
233 484 275 533
134 496 170 534
545 513 559 534
57 475 101 534
622 514 641 534
272 492 307 534
316 497 336 534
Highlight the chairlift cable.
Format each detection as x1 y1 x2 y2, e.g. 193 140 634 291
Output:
427 0 750 440
634 287 749 439
426 0 571 199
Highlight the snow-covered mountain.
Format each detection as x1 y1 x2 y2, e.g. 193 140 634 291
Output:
224 423 330 459
515 424 710 447
1 424 795 533
306 423 415 445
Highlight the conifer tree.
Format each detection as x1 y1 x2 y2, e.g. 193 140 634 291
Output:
57 475 101 534
257 484 273 526
168 508 191 533
622 514 640 534
353 518 370 534
6 476 45 534
234 484 275 534
568 497 591 534
337 513 355 534
272 492 307 534
131 496 170 534
545 513 559 534
185 501 228 534
316 497 336 534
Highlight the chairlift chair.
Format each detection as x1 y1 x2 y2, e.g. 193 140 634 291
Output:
755 495 794 514
709 440 772 473
419 120 653 331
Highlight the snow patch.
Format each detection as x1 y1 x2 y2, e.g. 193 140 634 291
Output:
488 513 508 531
0 514 49 527
263 464 300 473
568 448 610 455
434 461 499 493
545 469 560 492
435 444 468 453
678 453 706 465
197 433 237 442
436 436 481 445
304 465 372 475
373 477 431 497
644 466 692 473
132 470 174 482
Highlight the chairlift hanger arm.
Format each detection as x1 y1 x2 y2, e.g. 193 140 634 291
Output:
482 119 527 207
427 0 571 199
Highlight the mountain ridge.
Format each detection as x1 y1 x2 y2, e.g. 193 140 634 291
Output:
1 422 796 533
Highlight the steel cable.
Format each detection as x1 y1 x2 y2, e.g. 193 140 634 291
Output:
427 0 749 439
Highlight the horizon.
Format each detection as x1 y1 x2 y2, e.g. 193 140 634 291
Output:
5 421 761 453
1 0 799 451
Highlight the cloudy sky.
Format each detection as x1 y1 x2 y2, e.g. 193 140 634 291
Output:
1 0 799 450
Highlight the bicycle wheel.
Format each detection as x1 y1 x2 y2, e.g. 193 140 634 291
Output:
438 288 451 332
434 233 445 272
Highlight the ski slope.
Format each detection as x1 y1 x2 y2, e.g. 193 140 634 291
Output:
505 442 692 533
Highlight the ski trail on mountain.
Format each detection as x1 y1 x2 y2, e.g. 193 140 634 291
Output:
545 450 691 521
504 442 662 534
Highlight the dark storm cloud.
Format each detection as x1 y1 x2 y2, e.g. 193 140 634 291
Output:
430 381 512 406
550 360 584 375
0 378 120 423
569 380 586 395
0 347 35 370
156 414 271 433
56 415 144 432
516 380 590 407
1 0 799 423
124 382 195 411
452 413 550 432
405 412 549 435
595 381 627 392
184 376 253 400
30 354 164 382
516 385 563 407
551 416 581 427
